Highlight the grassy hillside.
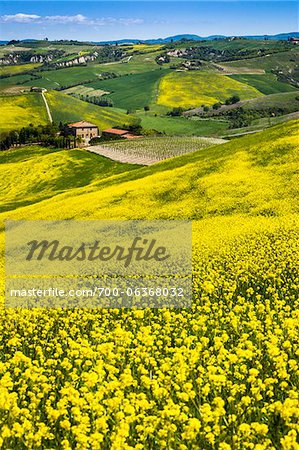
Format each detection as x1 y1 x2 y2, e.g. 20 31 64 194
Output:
1 120 297 221
0 93 49 131
221 49 299 73
0 74 51 91
243 91 299 112
196 91 299 119
157 71 263 108
0 146 138 213
86 69 170 110
0 120 298 449
138 112 229 136
17 52 169 89
45 90 138 130
0 63 41 76
23 65 105 89
229 73 297 95
175 38 291 52
62 85 109 97
96 51 173 75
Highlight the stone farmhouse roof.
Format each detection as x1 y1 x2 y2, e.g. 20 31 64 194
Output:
68 121 98 128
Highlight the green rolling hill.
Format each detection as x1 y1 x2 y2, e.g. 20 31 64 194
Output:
45 90 138 130
0 120 297 223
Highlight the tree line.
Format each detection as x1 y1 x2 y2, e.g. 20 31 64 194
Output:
0 122 80 151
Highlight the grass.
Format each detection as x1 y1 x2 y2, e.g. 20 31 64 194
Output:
0 74 37 91
96 52 172 75
0 93 49 131
0 45 31 57
0 146 138 212
221 49 299 73
157 71 263 108
16 52 168 89
0 42 101 57
221 111 299 137
45 90 138 130
243 91 299 112
87 69 171 110
138 112 229 136
0 63 41 76
22 66 104 88
62 85 109 96
175 38 291 52
0 119 297 222
203 91 299 118
229 73 298 95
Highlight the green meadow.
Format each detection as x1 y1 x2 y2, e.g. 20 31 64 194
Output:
87 69 171 110
0 93 48 131
0 120 297 221
138 112 229 136
0 63 41 76
221 49 299 73
229 73 298 95
0 146 138 213
45 90 138 129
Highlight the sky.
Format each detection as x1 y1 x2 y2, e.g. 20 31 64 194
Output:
0 1 298 41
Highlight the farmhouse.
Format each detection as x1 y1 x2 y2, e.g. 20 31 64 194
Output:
102 128 143 140
289 37 299 45
68 121 99 145
30 86 46 92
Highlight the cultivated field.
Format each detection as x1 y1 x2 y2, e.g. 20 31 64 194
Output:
229 73 297 95
221 49 299 73
138 112 229 136
45 90 138 130
0 74 39 92
2 52 172 91
0 146 138 213
88 136 226 165
0 93 48 131
127 43 165 53
96 51 174 75
87 69 171 110
0 63 41 76
0 121 298 449
0 34 299 450
243 91 299 112
62 85 110 97
157 71 263 108
23 66 104 89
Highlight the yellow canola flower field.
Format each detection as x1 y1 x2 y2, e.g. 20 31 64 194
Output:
157 71 263 108
0 120 298 449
